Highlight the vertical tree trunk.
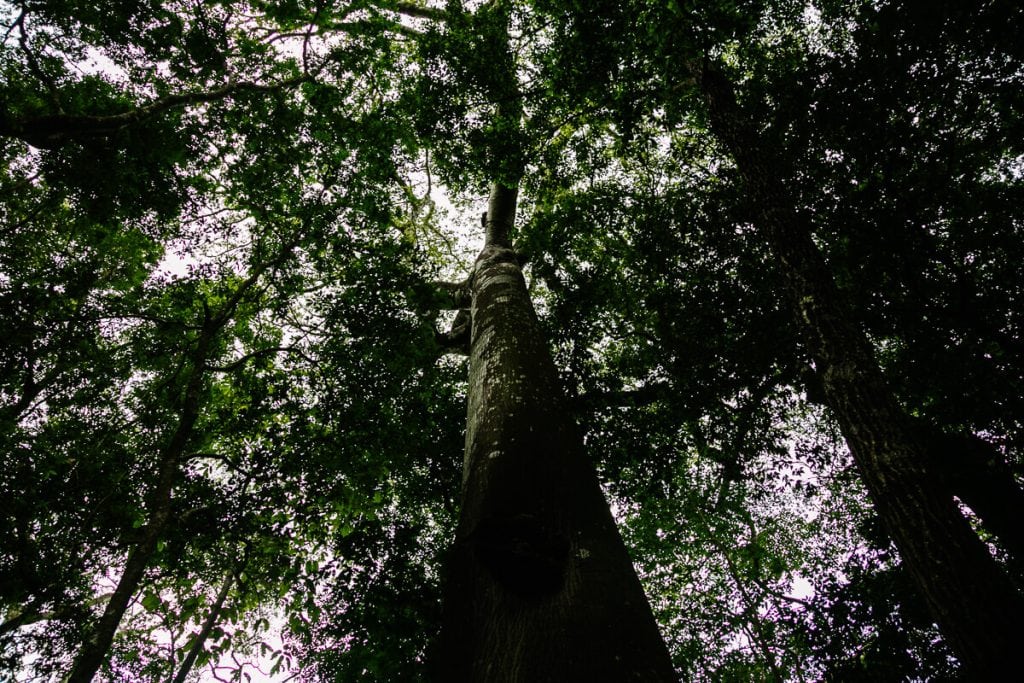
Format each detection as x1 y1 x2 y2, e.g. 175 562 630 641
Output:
433 184 676 682
698 62 1024 677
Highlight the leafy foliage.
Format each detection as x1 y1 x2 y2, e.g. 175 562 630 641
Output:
1 0 1022 680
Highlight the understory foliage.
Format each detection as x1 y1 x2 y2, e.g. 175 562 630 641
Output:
1 0 1021 680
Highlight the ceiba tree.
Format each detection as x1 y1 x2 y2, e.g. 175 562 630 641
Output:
2 0 677 679
420 5 675 679
434 182 676 681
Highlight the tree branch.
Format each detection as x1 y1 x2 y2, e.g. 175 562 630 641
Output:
14 11 61 109
327 18 425 39
171 570 235 683
0 593 114 635
204 345 306 373
433 279 472 310
574 381 674 411
435 309 471 356
1 75 310 149
387 1 452 22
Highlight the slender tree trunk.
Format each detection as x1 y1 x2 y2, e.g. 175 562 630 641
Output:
64 240 296 682
698 62 1024 676
171 570 234 683
433 184 676 682
65 334 210 683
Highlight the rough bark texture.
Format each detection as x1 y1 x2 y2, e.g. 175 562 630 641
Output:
699 62 1024 676
433 185 676 682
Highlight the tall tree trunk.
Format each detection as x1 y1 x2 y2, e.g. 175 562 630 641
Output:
698 62 1024 676
929 430 1024 564
432 184 676 682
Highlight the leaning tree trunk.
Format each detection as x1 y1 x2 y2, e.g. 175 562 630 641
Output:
929 429 1024 563
171 569 235 683
698 62 1024 677
65 243 296 682
65 331 210 683
432 184 676 682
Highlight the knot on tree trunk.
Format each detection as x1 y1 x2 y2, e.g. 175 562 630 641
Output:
470 514 570 598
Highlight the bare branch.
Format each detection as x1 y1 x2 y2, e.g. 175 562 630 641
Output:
14 11 61 109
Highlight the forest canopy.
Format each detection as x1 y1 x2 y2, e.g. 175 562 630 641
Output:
1 0 1022 680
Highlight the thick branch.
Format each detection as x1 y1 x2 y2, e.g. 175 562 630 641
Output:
432 279 472 310
435 309 471 356
574 381 674 411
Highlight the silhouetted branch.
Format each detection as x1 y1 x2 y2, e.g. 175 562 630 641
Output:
1 76 310 149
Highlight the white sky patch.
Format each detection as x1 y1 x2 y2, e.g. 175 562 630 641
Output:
156 249 194 280
787 574 815 601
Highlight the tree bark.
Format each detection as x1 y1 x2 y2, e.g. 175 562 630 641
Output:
698 61 1024 677
806 372 1024 561
432 183 676 682
930 430 1024 565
